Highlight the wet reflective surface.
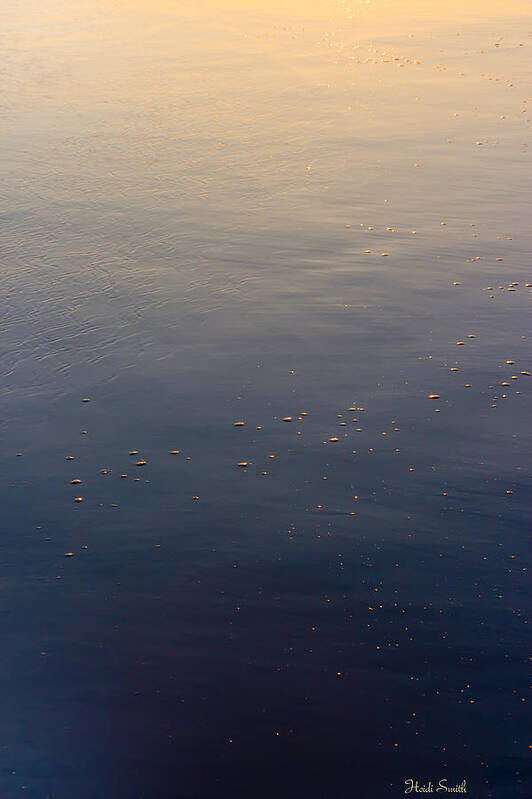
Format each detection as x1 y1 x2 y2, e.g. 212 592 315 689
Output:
1 1 531 797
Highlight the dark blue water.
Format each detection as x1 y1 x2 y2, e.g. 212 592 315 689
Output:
1 1 530 797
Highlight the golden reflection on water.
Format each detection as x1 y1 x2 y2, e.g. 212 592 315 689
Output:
5 0 530 65
131 0 528 23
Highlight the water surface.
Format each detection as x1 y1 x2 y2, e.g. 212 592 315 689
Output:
1 1 531 797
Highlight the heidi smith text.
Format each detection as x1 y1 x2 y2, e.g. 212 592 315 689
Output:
404 780 467 794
